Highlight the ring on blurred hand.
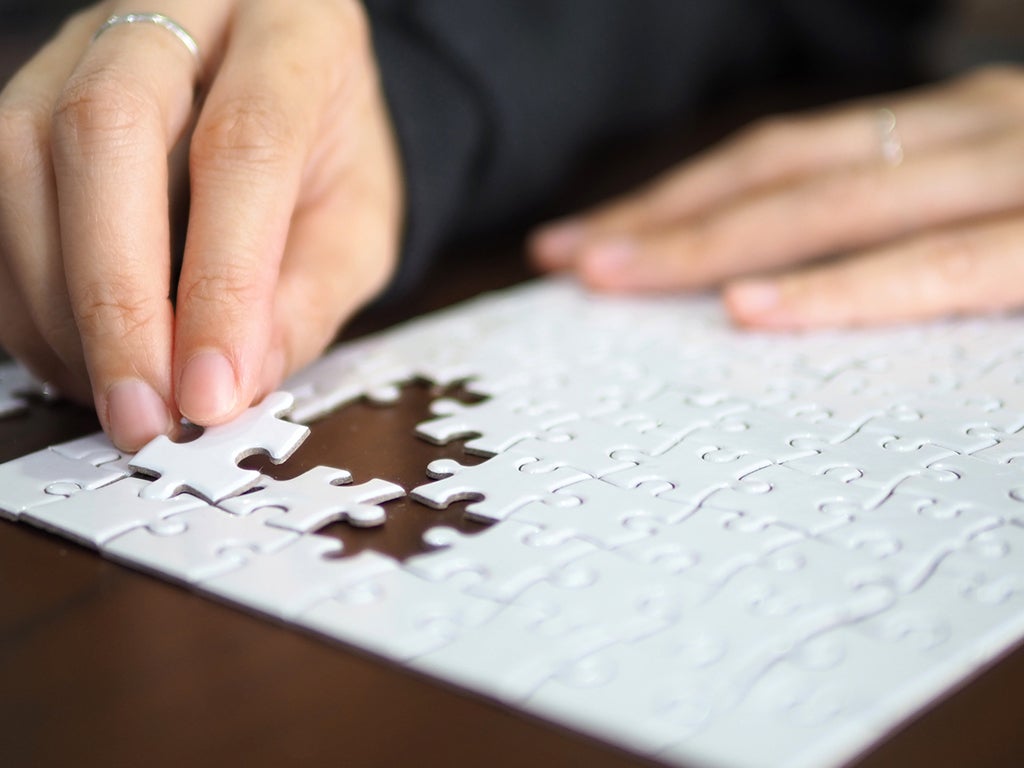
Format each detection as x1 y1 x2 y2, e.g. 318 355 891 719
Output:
92 13 201 78
877 108 904 167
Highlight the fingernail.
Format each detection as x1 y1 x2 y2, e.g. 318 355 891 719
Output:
106 380 172 451
533 220 585 260
730 280 780 314
178 350 237 424
583 238 636 275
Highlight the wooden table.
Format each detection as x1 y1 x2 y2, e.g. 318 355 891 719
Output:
3 21 1024 768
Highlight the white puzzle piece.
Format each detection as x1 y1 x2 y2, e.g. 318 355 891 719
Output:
411 453 590 523
0 444 129 520
130 391 310 502
218 466 404 531
201 536 399 619
299 567 500 661
405 521 596 602
23 476 209 548
103 505 298 584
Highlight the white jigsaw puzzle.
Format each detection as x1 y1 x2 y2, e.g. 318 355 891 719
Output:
5 276 1024 768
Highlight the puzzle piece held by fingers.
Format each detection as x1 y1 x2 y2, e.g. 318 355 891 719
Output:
130 391 309 503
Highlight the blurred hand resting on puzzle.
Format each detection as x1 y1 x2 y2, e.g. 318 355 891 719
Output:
531 67 1024 331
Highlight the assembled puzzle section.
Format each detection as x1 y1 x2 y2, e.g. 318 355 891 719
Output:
2 277 1024 768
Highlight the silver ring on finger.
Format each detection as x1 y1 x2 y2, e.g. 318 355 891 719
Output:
92 13 202 80
876 107 904 167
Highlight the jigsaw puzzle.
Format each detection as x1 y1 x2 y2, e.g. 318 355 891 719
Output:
3 276 1024 768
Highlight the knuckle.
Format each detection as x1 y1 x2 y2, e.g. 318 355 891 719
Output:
52 67 151 148
191 97 295 171
179 261 263 319
74 277 161 341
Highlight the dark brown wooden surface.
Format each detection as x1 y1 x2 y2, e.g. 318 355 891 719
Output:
3 21 1024 768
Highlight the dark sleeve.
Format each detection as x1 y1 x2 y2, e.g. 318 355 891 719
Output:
364 0 941 296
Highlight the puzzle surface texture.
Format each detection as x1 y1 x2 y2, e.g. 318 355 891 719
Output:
4 278 1024 768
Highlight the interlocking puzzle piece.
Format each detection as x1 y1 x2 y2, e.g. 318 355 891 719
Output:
894 453 1024 524
703 463 880 536
783 430 954 501
968 359 1024 418
283 337 413 423
848 529 1024 676
130 391 309 502
415 396 579 456
23 477 209 547
103 505 298 583
510 478 685 549
935 524 1024 609
50 431 136 476
508 418 688 478
513 549 705 643
682 408 850 466
50 432 122 463
605 436 773 506
821 493 1002 594
602 390 749 436
529 582 894 760
527 632 721 754
217 466 404 531
0 443 129 520
0 359 39 418
410 603 615 702
659 641 874 768
972 432 1024 466
411 453 590 523
859 399 1014 454
299 567 500 661
775 368 901 429
619 507 802 586
201 536 398 619
405 520 596 602
724 538 902 626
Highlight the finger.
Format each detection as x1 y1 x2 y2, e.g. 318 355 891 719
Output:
530 67 1024 271
261 167 400 399
723 215 1024 329
50 2 225 450
575 129 1024 292
0 8 106 391
175 0 372 425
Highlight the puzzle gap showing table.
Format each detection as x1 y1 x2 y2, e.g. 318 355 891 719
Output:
3 277 1024 768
